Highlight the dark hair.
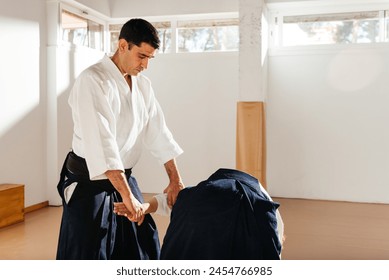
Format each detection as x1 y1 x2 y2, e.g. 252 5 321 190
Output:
119 18 160 49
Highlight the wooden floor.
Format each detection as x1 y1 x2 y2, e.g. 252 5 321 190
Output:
1 196 389 260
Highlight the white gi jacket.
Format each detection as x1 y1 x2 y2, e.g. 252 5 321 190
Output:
68 55 183 180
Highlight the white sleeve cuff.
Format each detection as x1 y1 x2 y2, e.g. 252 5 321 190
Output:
154 193 171 216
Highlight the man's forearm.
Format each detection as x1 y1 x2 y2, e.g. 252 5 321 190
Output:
105 169 131 196
164 159 184 207
164 158 181 183
106 169 144 221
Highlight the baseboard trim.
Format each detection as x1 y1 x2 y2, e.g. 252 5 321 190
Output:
25 201 49 213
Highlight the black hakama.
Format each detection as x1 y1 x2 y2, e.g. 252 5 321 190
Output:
56 151 160 260
160 168 282 260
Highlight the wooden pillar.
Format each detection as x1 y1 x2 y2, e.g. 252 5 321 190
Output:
236 102 267 187
237 0 267 187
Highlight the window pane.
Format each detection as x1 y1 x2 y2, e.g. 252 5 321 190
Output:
88 20 104 50
152 22 172 53
386 10 389 42
62 11 88 46
177 19 239 53
157 28 172 53
61 10 104 50
283 12 380 46
109 24 122 54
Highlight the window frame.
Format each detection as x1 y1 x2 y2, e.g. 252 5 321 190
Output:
59 3 107 51
267 1 389 55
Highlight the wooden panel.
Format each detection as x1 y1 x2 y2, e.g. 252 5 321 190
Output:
25 201 49 214
0 184 25 228
236 101 267 188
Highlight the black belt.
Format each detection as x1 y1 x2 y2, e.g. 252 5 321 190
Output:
66 151 132 180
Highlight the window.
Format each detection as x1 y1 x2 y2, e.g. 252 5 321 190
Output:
108 24 121 54
385 10 389 41
109 21 172 54
61 10 104 51
269 6 389 48
108 17 239 54
153 21 172 53
177 19 239 53
282 12 380 47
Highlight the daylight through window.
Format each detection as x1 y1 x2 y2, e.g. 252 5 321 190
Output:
278 11 384 47
177 19 239 53
109 18 239 55
61 10 104 50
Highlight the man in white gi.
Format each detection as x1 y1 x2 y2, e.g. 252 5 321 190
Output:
56 18 184 260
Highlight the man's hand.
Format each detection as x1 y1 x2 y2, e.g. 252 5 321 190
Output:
164 181 184 208
163 158 185 208
113 201 145 225
105 169 145 224
163 159 185 208
122 192 145 223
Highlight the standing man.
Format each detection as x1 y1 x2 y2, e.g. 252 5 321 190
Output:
56 18 184 260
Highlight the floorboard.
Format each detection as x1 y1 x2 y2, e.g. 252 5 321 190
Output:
0 196 388 260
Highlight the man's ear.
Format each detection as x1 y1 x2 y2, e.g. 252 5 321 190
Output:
118 39 128 53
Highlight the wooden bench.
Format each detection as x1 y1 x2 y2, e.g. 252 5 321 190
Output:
0 184 25 228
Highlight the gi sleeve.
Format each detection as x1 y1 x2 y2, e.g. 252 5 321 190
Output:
71 72 124 180
154 193 171 216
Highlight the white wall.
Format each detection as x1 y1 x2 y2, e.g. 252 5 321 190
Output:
265 0 389 204
133 53 238 192
266 46 389 203
110 0 238 18
71 0 111 16
0 0 47 207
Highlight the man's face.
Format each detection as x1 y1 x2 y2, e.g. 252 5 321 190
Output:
122 41 156 76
